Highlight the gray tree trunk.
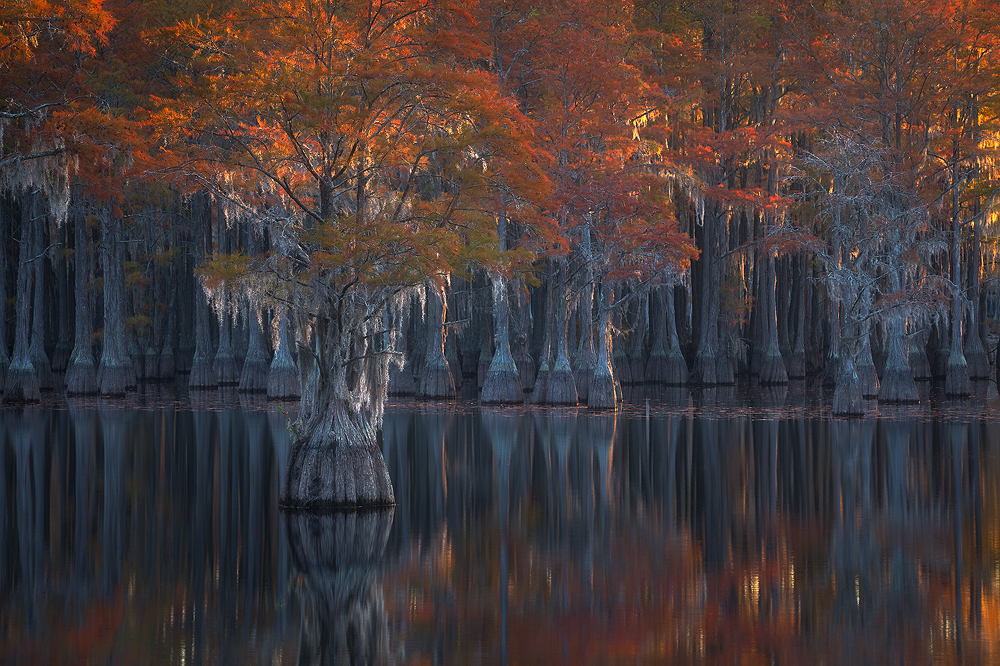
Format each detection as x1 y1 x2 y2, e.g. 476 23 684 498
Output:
65 202 97 395
97 209 134 397
4 190 41 403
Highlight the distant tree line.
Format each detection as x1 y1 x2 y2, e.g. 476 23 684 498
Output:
2 0 1000 424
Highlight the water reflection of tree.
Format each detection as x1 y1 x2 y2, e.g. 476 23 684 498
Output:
379 399 996 665
286 510 394 664
0 392 296 664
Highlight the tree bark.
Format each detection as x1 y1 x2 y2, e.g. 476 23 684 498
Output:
589 281 620 409
268 308 301 400
482 272 523 404
28 206 54 391
97 208 134 397
4 189 41 403
545 258 577 405
65 202 97 395
418 280 456 399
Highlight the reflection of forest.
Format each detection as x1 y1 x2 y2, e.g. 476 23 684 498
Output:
383 395 1000 666
0 395 294 664
3 393 1000 665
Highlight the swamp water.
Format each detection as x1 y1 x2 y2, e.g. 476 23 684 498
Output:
1 382 1000 664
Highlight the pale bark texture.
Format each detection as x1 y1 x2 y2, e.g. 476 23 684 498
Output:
418 282 456 399
878 316 919 403
267 309 301 400
481 271 523 404
588 282 620 409
545 259 577 405
238 305 271 393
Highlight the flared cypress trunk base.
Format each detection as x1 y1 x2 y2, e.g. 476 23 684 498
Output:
282 440 395 509
477 352 492 390
65 358 98 395
691 354 734 386
98 363 133 398
857 361 879 399
239 359 270 393
626 357 646 385
30 348 54 391
966 332 990 379
214 355 241 385
51 345 71 374
480 362 524 405
529 364 549 404
832 382 865 416
587 370 619 409
388 361 416 395
909 343 932 381
516 348 535 392
572 364 593 402
545 367 578 405
787 350 806 379
945 354 971 397
268 363 302 401
158 349 176 380
419 362 456 399
3 364 40 403
878 366 920 403
757 351 789 385
188 360 218 390
144 352 161 382
647 352 688 385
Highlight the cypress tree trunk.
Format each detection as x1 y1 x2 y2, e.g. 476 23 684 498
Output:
418 281 456 399
28 207 54 391
856 298 879 399
513 287 535 392
214 215 240 385
238 305 271 393
267 308 301 400
648 283 688 385
878 314 919 403
545 258 577 405
529 261 554 404
756 253 788 385
387 304 416 396
4 190 41 403
571 283 596 401
65 203 97 395
966 215 989 378
52 222 72 373
945 158 971 398
481 271 523 403
908 330 932 380
588 281 619 409
787 253 807 379
97 209 134 397
691 207 732 385
626 292 648 385
0 197 10 384
188 193 217 390
281 299 394 508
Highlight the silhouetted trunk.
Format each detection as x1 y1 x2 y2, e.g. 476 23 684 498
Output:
589 281 619 409
188 194 217 390
97 208 134 397
648 284 688 385
4 189 41 403
65 203 97 395
28 206 53 391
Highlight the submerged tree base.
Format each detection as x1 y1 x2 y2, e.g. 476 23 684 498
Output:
481 366 523 404
282 440 395 509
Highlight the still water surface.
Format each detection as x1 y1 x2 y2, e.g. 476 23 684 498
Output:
2 382 1000 665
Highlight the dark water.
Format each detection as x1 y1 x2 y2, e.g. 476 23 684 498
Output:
2 381 1000 665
